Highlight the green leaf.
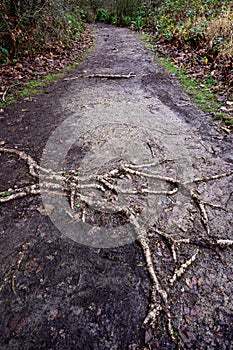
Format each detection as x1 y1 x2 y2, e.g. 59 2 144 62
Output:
0 47 9 55
0 191 12 197
0 56 7 63
173 326 179 338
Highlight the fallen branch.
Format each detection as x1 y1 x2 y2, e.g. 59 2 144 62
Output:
64 72 136 81
124 159 174 169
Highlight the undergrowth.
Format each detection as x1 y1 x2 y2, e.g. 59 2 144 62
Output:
0 1 87 60
1 0 232 127
158 57 222 113
92 1 232 81
0 45 94 109
92 0 233 127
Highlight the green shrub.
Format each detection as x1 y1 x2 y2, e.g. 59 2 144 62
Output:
0 47 9 63
96 8 109 22
131 13 144 30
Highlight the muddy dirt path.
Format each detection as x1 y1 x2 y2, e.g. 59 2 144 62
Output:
0 24 233 349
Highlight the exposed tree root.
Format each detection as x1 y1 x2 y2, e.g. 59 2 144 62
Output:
0 145 232 342
191 190 210 235
190 170 233 184
0 146 40 178
170 249 200 285
0 184 40 202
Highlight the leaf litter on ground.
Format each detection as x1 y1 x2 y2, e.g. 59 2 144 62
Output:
0 28 94 105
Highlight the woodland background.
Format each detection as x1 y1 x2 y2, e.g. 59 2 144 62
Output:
0 0 233 124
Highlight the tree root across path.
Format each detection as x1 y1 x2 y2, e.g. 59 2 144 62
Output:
0 145 233 342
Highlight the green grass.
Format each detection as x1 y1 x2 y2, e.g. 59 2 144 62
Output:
0 72 65 108
19 72 64 99
20 87 41 98
43 73 63 85
140 33 227 120
158 57 222 113
0 191 11 197
140 33 153 48
27 80 40 88
0 41 95 109
225 118 233 126
0 95 16 108
158 57 233 126
214 113 233 126
144 34 228 118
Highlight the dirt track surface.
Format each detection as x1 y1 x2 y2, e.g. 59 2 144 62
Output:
0 24 233 349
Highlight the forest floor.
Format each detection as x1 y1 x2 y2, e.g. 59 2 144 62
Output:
0 24 233 350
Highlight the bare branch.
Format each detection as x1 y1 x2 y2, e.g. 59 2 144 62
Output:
64 72 136 81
